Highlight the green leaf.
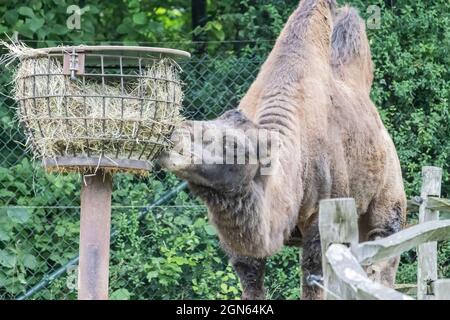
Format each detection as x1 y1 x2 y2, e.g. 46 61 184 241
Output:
110 288 131 300
88 5 100 14
0 229 10 242
117 23 131 34
0 250 16 268
32 2 42 10
7 208 30 224
17 272 26 284
146 271 159 281
211 21 223 31
18 6 35 18
132 13 147 25
16 24 35 39
0 190 15 198
0 272 6 287
22 254 37 270
129 0 140 9
55 225 66 237
204 224 217 236
4 10 18 25
213 29 225 41
220 283 228 292
174 216 191 226
50 25 68 36
13 182 29 195
193 218 205 228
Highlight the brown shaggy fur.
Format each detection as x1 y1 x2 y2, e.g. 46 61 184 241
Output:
159 0 406 300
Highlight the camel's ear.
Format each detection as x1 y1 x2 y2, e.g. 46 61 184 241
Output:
218 109 259 132
331 6 374 91
219 109 250 124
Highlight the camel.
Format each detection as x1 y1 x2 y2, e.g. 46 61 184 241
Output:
159 0 406 300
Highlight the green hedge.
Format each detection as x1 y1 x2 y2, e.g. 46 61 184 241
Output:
0 0 449 299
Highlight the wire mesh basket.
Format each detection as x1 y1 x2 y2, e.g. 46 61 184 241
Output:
8 45 190 173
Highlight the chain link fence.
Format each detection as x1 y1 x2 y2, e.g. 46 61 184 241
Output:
0 55 303 300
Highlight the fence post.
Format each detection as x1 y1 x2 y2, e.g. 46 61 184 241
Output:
417 166 442 300
433 279 450 300
319 198 359 299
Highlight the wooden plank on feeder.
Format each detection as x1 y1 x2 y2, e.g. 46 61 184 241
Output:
78 171 112 300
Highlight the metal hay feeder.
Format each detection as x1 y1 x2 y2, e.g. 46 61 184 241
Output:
10 45 190 299
14 45 190 172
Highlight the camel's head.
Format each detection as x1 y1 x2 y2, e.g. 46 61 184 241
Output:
158 110 277 193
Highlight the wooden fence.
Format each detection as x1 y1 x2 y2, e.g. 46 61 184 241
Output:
318 166 450 300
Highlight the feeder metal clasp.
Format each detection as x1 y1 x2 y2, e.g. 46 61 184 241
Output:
63 47 85 80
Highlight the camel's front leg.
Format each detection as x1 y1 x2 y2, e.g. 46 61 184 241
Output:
301 219 324 300
229 254 267 300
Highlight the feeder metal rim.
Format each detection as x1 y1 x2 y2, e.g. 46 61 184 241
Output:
36 136 170 145
16 72 183 85
17 94 183 106
22 45 191 59
19 115 180 125
42 156 152 171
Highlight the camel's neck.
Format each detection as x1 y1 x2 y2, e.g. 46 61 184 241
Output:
189 174 298 257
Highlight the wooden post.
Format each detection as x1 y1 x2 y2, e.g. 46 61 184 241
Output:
78 171 113 300
319 198 359 299
417 166 442 300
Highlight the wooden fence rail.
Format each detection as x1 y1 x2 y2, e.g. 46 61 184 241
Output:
351 220 450 266
326 244 412 300
408 197 450 218
319 166 450 300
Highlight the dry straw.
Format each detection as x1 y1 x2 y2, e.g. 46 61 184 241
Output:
1 40 184 173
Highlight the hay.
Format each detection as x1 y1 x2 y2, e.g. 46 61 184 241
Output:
2 41 184 173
